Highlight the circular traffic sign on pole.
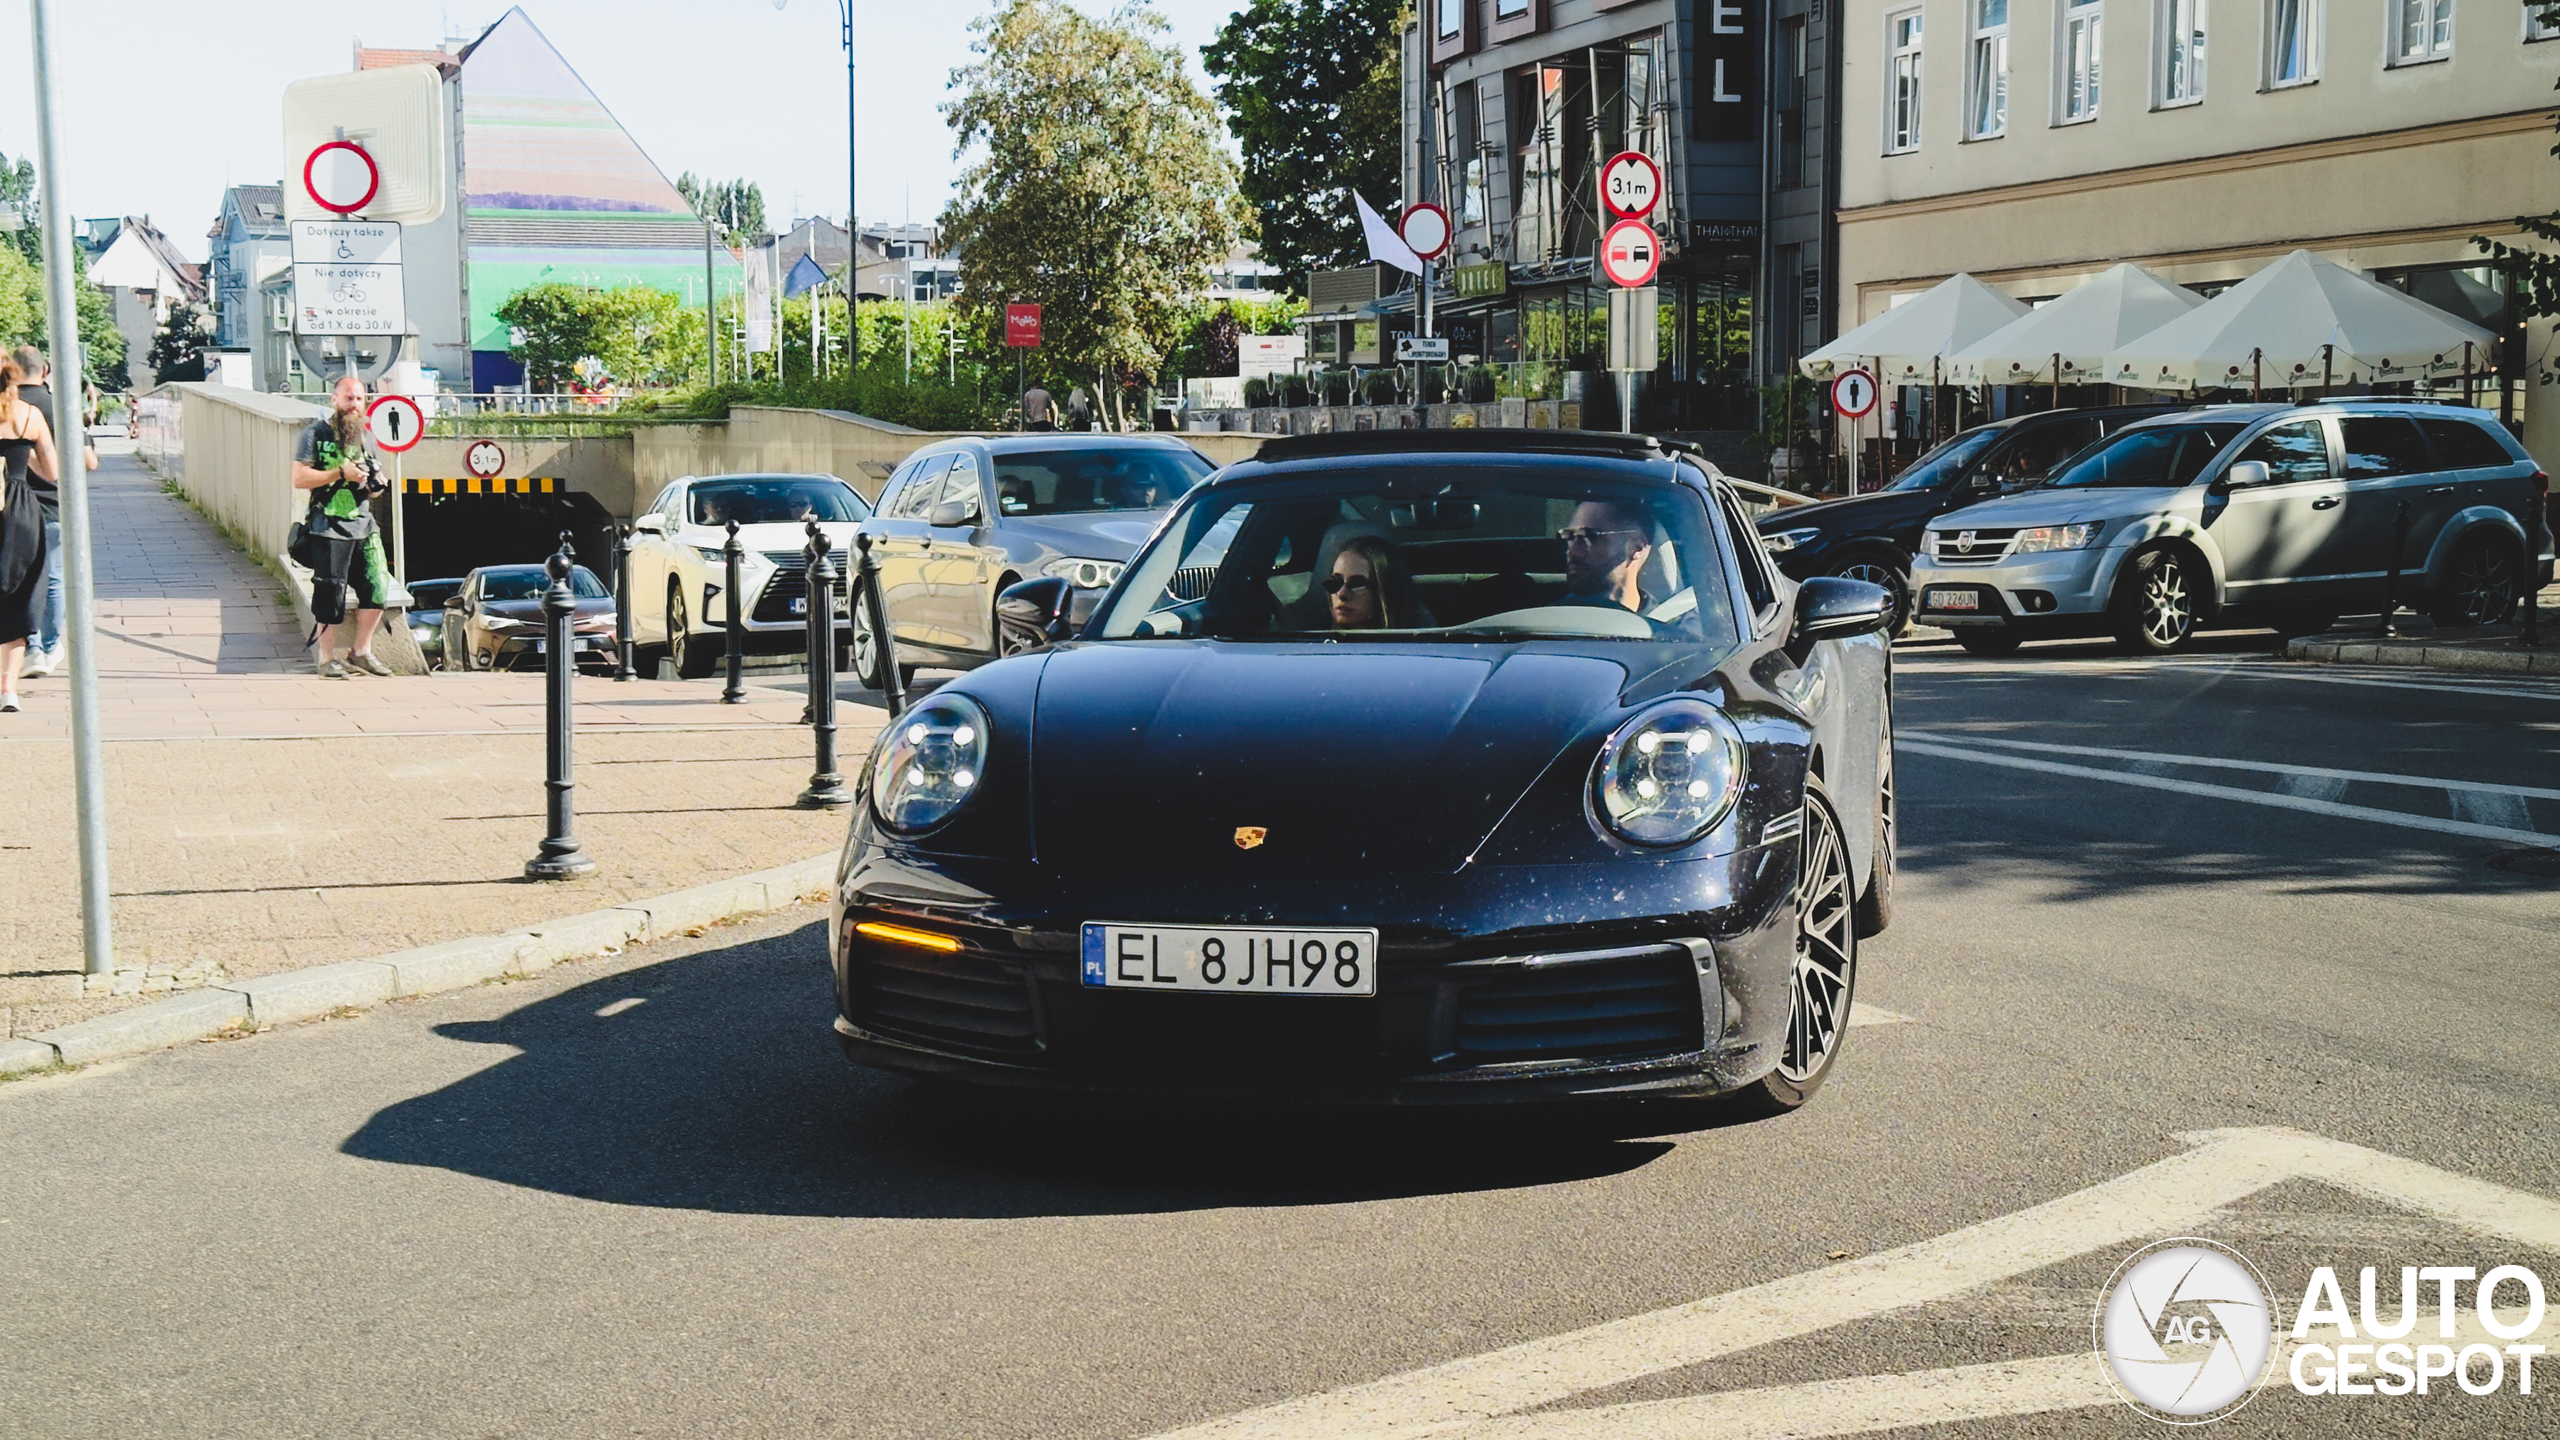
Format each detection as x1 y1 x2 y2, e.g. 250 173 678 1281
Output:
366 393 425 453
1598 219 1661 288
464 439 507 479
1600 151 1663 220
1831 368 1879 419
1399 203 1452 262
302 140 380 216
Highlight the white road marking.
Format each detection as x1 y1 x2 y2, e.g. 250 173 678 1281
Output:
1846 1005 1911 1028
1900 731 2560 802
1145 1129 2560 1440
593 998 646 1017
2276 773 2350 802
1901 654 2560 702
2451 789 2537 832
1896 740 2554 849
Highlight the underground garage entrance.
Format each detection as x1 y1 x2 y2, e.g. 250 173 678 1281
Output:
398 481 622 592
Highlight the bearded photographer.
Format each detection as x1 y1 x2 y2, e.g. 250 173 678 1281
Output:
291 374 394 677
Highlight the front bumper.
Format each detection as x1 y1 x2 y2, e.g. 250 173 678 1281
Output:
1910 547 2118 630
490 630 620 669
827 841 1803 1104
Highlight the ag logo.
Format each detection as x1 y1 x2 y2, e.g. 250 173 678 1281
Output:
2096 1238 2275 1424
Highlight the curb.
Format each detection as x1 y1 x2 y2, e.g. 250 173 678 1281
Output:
1 853 837 1078
2282 636 2560 675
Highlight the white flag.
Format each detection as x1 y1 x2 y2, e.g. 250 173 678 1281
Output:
1354 193 1424 276
743 247 774 353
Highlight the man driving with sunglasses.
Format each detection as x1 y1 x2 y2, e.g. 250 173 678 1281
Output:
1558 498 1654 613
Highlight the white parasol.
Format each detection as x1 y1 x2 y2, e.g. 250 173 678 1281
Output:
1947 264 2204 387
1798 274 2030 384
2103 249 2496 393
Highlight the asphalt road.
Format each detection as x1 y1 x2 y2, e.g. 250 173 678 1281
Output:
5 635 2556 1439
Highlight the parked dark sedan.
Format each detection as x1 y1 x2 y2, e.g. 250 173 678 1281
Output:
849 435 1213 690
828 430 1897 1112
404 577 462 665
1757 404 2185 631
442 563 619 672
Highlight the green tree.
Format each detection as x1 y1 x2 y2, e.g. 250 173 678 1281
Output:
0 151 126 389
676 173 768 247
147 300 212 383
1202 0 1405 296
941 0 1249 428
498 282 704 391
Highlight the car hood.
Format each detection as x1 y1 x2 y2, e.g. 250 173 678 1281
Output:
1934 486 2189 531
1001 512 1163 557
681 520 860 553
1029 641 1632 877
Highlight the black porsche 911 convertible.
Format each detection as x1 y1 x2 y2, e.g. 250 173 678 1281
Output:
827 430 1897 1114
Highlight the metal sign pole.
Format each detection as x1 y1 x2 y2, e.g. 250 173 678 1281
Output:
31 0 113 978
391 450 406 584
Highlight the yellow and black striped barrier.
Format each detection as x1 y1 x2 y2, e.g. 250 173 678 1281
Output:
404 477 562 495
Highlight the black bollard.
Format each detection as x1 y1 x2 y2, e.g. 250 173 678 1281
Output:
854 532 907 717
612 522 636 681
2377 499 2411 639
720 517 748 704
525 536 597 879
798 522 853 808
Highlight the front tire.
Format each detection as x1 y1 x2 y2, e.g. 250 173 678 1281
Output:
2429 530 2523 628
2113 547 2197 654
669 587 716 680
1727 780 1859 1118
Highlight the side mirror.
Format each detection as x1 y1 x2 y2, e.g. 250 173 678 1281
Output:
2212 460 2268 494
632 514 666 534
929 498 979 529
1960 471 2000 495
996 575 1072 652
444 596 465 612
1791 575 1894 646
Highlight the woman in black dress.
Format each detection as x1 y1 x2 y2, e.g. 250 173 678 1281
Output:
0 354 62 713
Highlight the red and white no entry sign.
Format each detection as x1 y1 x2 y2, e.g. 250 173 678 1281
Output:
1398 203 1452 262
302 140 380 216
1599 152 1663 220
1831 368 1879 419
365 393 425 453
1598 220 1661 288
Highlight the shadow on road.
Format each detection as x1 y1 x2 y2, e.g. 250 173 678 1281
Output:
342 921 1705 1218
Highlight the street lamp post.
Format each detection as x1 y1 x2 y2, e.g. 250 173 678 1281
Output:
778 0 857 314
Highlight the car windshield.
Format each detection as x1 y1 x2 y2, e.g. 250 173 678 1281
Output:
1882 428 2004 491
1092 467 1740 646
991 448 1212 516
478 566 610 601
407 581 460 610
2040 423 2248 489
687 479 868 526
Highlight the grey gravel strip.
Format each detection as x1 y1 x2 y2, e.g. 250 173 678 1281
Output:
2284 636 2560 674
1 853 837 1077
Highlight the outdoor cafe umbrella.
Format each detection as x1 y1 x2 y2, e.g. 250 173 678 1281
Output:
1798 273 2029 384
2102 248 2497 395
1947 263 2203 393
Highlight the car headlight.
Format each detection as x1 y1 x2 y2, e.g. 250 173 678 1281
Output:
870 693 990 833
1043 556 1124 589
2009 523 2104 554
1762 526 1821 554
1590 698 1746 848
480 616 530 631
693 545 729 565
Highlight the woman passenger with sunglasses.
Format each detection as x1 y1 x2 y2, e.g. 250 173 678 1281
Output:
1324 535 1406 630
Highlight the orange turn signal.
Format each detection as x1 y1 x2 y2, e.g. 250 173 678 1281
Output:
854 921 962 953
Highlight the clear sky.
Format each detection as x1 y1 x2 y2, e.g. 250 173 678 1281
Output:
0 0 1250 263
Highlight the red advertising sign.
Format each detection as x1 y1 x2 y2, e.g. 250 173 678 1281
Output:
1005 303 1043 349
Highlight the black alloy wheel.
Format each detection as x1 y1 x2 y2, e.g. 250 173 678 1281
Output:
669 587 716 680
1954 629 2022 656
2114 548 2196 654
2429 531 2523 629
1830 554 1912 637
1728 779 1859 1117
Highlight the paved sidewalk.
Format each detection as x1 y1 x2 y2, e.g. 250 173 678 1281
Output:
2283 582 2560 674
2 440 891 1040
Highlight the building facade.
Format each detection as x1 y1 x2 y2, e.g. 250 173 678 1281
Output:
1400 0 1846 432
1835 0 2555 459
205 186 291 384
77 216 206 391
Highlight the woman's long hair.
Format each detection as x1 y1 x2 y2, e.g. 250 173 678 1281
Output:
1334 535 1406 629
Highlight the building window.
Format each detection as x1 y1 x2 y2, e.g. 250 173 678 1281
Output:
2058 0 2102 122
1496 0 1529 18
1437 0 1463 42
2533 3 2560 41
2390 0 2451 62
2266 0 2318 86
1455 83 1487 227
1886 9 1925 151
2156 0 2205 104
1777 17 1809 187
1968 0 2010 137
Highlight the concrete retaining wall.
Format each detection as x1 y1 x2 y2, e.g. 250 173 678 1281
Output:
392 435 642 519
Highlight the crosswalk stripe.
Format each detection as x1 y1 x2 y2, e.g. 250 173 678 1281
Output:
1900 731 2560 802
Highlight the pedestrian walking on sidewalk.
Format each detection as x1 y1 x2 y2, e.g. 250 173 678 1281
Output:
1021 383 1056 432
291 374 393 678
0 353 62 713
9 346 99 682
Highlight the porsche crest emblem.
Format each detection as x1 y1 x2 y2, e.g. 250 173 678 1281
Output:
1233 826 1269 850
